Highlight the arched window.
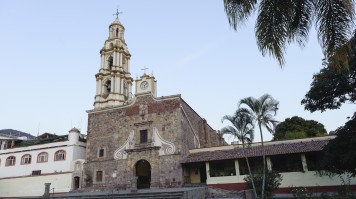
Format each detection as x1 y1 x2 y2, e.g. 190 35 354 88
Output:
21 154 31 165
6 156 16 166
55 150 66 161
37 152 48 163
116 28 119 37
104 80 111 94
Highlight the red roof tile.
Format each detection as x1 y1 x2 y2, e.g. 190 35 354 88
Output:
183 139 330 163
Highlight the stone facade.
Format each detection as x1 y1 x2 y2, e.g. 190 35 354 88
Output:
82 18 221 192
82 93 221 191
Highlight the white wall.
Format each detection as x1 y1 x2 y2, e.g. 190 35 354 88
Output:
0 141 86 178
0 173 72 197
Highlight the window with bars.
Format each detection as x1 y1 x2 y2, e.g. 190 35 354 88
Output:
32 170 41 175
96 171 103 182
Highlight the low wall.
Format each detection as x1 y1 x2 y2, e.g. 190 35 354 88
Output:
0 173 72 198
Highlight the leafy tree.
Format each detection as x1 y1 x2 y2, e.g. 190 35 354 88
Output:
223 0 355 68
221 112 257 198
321 112 356 177
237 94 279 199
244 169 282 199
274 116 327 140
302 31 356 177
301 32 356 112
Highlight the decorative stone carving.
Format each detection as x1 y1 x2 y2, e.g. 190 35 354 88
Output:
114 131 135 160
139 103 148 120
152 127 176 155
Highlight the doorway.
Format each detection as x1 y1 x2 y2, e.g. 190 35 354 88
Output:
135 159 151 189
73 176 80 190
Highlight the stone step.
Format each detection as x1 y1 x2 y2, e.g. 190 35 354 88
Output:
51 191 185 199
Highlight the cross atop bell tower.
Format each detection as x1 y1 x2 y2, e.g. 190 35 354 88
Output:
93 15 133 109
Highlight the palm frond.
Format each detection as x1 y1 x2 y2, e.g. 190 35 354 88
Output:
287 0 314 47
221 126 237 136
256 0 293 66
315 0 355 61
224 0 258 30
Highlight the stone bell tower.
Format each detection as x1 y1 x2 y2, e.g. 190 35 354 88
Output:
94 17 133 109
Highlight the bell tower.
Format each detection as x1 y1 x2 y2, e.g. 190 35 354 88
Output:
135 67 157 97
94 17 133 109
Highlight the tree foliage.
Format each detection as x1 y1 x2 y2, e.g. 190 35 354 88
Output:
221 112 257 198
301 32 356 112
321 113 356 177
300 32 356 177
223 0 355 68
244 169 282 199
238 94 279 199
274 116 327 140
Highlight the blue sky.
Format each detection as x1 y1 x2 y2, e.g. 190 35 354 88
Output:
0 1 354 142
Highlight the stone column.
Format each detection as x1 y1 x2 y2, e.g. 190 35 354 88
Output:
301 153 308 172
266 157 272 171
43 183 51 198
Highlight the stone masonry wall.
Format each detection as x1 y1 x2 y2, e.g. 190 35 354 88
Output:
180 99 220 149
83 94 185 191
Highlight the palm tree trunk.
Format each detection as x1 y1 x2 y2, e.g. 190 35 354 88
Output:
259 123 266 199
242 142 258 199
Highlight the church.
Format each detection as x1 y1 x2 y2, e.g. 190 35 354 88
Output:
81 17 222 191
81 17 356 195
1 16 355 198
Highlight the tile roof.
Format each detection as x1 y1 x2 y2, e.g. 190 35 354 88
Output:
183 139 330 163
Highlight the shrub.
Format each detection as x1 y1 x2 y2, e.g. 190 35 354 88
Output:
244 169 282 199
290 186 312 198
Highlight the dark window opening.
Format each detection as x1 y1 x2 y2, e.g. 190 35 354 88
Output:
104 80 111 94
99 149 104 157
306 152 324 171
270 153 303 172
32 170 41 175
116 28 119 37
238 157 263 175
96 171 103 182
140 130 148 144
209 160 236 177
108 56 113 68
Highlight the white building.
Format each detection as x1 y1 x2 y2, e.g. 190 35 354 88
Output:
183 136 356 195
0 128 86 198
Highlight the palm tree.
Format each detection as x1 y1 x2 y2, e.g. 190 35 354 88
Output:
223 0 355 68
221 112 257 199
237 94 279 199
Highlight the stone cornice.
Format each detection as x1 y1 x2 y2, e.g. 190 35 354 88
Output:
134 121 153 127
125 146 160 153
